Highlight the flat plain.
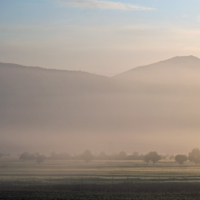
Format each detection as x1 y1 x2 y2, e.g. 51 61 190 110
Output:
1 157 200 184
1 158 200 199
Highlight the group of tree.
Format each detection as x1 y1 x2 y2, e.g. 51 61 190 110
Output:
19 150 145 164
143 148 200 165
175 148 200 165
19 148 200 165
19 152 46 164
49 150 144 162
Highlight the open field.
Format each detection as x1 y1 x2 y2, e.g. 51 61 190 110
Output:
2 158 200 199
1 157 200 185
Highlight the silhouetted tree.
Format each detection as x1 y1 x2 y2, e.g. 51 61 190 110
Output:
188 148 200 165
19 152 36 161
175 154 187 165
144 151 161 165
81 149 94 163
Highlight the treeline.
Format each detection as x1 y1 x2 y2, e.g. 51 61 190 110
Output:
19 152 46 164
18 150 171 164
50 150 145 162
175 148 200 165
18 148 200 165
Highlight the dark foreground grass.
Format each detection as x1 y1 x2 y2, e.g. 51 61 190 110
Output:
1 190 200 200
1 182 200 199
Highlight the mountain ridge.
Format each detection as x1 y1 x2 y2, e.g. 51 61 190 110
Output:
0 61 108 78
1 55 200 152
114 55 200 78
1 55 200 78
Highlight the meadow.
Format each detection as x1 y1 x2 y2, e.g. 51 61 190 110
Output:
1 157 200 185
1 157 200 199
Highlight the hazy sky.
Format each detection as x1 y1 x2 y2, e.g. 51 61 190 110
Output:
1 0 200 75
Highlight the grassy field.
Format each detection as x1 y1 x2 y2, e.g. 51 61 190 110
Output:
0 157 200 186
2 158 200 199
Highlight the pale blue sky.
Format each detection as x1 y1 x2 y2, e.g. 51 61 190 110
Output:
1 0 200 75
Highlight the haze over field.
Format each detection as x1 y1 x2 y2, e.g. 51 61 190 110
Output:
1 1 200 155
1 56 200 154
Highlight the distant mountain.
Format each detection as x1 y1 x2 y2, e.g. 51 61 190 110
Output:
0 62 115 95
0 62 121 135
114 56 200 86
1 57 200 153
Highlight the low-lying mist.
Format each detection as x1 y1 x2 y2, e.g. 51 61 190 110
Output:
1 56 200 155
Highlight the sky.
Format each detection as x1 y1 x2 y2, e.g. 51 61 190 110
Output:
1 0 200 76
